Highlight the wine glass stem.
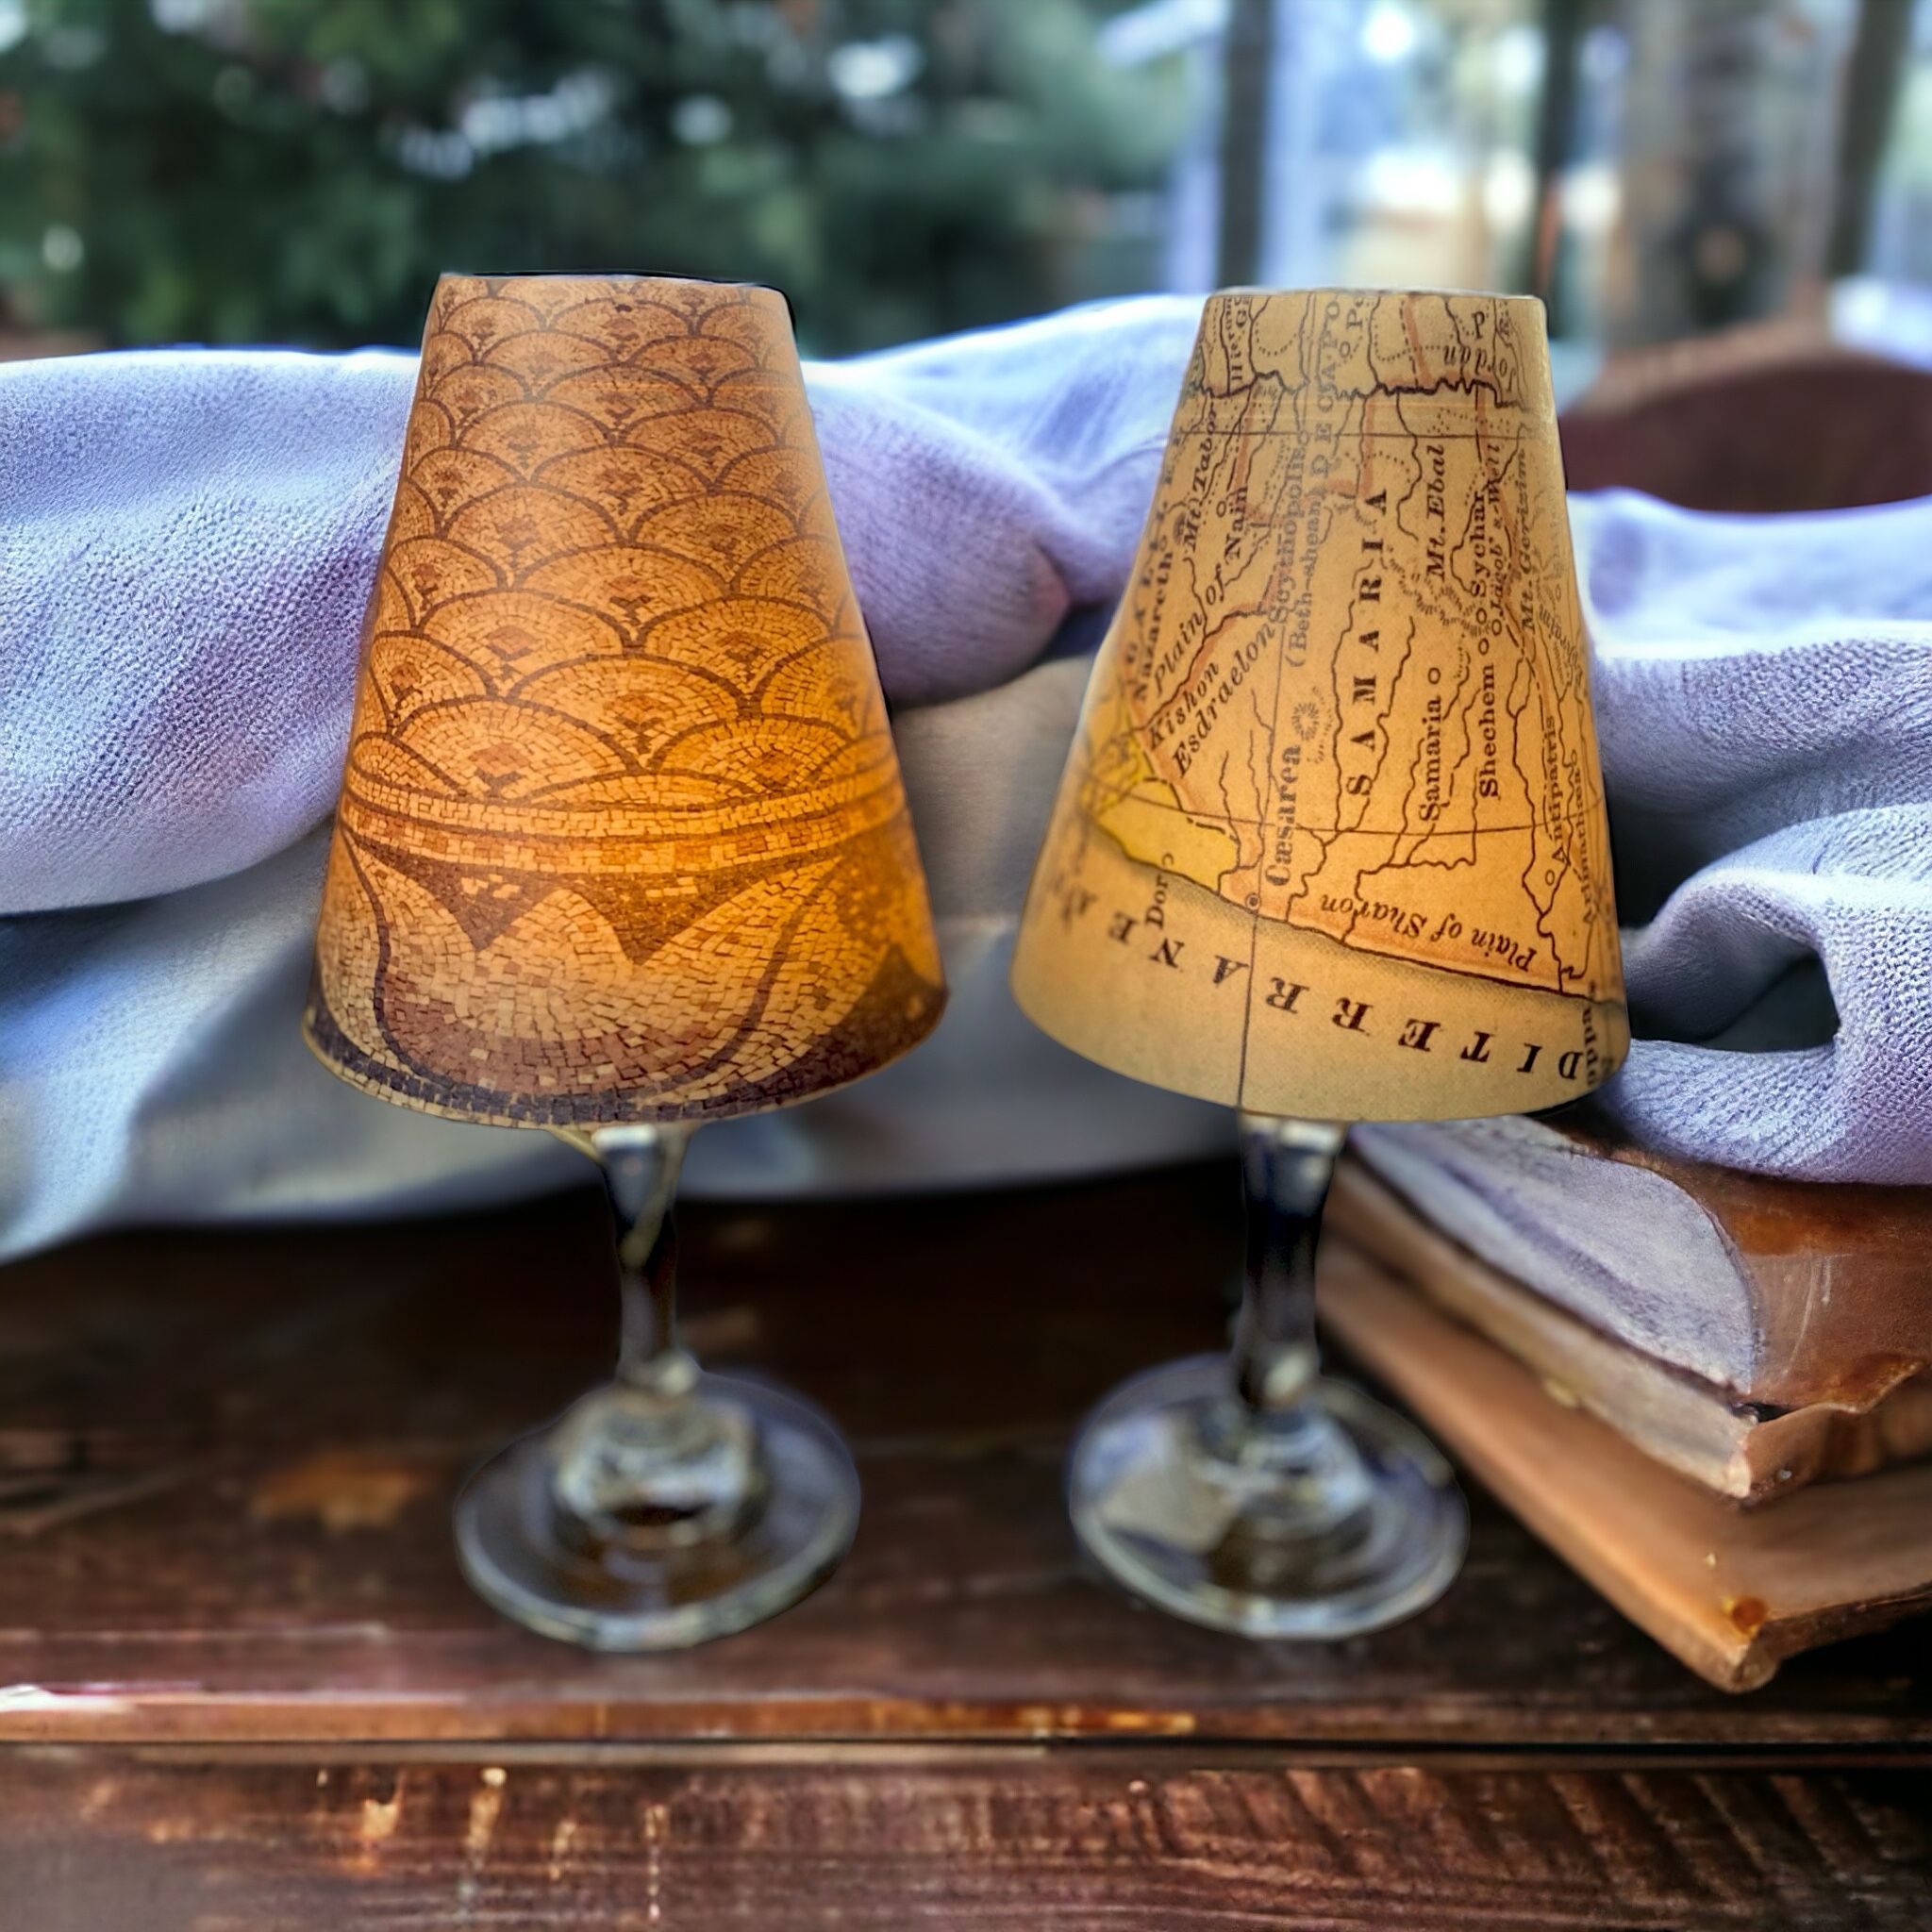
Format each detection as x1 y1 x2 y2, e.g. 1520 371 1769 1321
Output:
1231 1115 1346 1416
591 1124 696 1396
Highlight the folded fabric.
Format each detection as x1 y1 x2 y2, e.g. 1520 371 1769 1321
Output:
1569 490 1932 1181
0 302 1202 914
1 299 1928 1261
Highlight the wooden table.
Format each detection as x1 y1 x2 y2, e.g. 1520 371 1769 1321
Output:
0 1164 1925 1928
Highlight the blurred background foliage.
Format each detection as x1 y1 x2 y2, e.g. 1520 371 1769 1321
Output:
1 0 1927 363
0 0 1191 353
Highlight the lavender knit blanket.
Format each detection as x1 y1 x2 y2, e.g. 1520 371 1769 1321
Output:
2 298 1928 1260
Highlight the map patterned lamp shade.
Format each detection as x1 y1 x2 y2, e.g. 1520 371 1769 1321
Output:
306 274 945 1126
1010 288 1628 1124
1014 289 1625 1642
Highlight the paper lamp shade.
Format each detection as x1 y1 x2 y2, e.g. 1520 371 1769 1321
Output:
1011 289 1628 1123
306 274 945 1127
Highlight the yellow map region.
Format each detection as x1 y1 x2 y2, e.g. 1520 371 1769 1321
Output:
1084 288 1621 1005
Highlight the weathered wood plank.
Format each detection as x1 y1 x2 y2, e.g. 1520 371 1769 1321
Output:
1 1751 1926 1932
0 1168 1925 1748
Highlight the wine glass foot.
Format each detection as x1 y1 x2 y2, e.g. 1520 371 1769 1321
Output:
1069 1353 1466 1639
455 1370 858 1651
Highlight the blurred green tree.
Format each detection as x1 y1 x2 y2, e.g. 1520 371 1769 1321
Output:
0 0 1189 353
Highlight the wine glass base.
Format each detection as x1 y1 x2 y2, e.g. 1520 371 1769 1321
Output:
1069 1354 1467 1639
454 1371 858 1651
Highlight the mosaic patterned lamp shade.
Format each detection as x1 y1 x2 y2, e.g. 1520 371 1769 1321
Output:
306 275 946 1127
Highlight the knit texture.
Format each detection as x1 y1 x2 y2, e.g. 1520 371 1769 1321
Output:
2 298 1927 1258
1577 489 1932 1179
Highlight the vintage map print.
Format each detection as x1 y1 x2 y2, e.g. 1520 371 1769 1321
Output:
1011 290 1628 1121
308 275 945 1126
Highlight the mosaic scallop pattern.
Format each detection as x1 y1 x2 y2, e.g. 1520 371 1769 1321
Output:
307 275 945 1125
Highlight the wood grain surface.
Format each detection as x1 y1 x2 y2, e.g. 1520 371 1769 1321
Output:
0 1164 1927 1924
1 1750 1927 1932
0 1164 1928 1748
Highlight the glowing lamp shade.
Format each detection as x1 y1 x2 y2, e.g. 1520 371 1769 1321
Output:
306 273 945 1128
302 275 946 1653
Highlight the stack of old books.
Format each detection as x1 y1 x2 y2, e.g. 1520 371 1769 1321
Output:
1322 1105 1932 1690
